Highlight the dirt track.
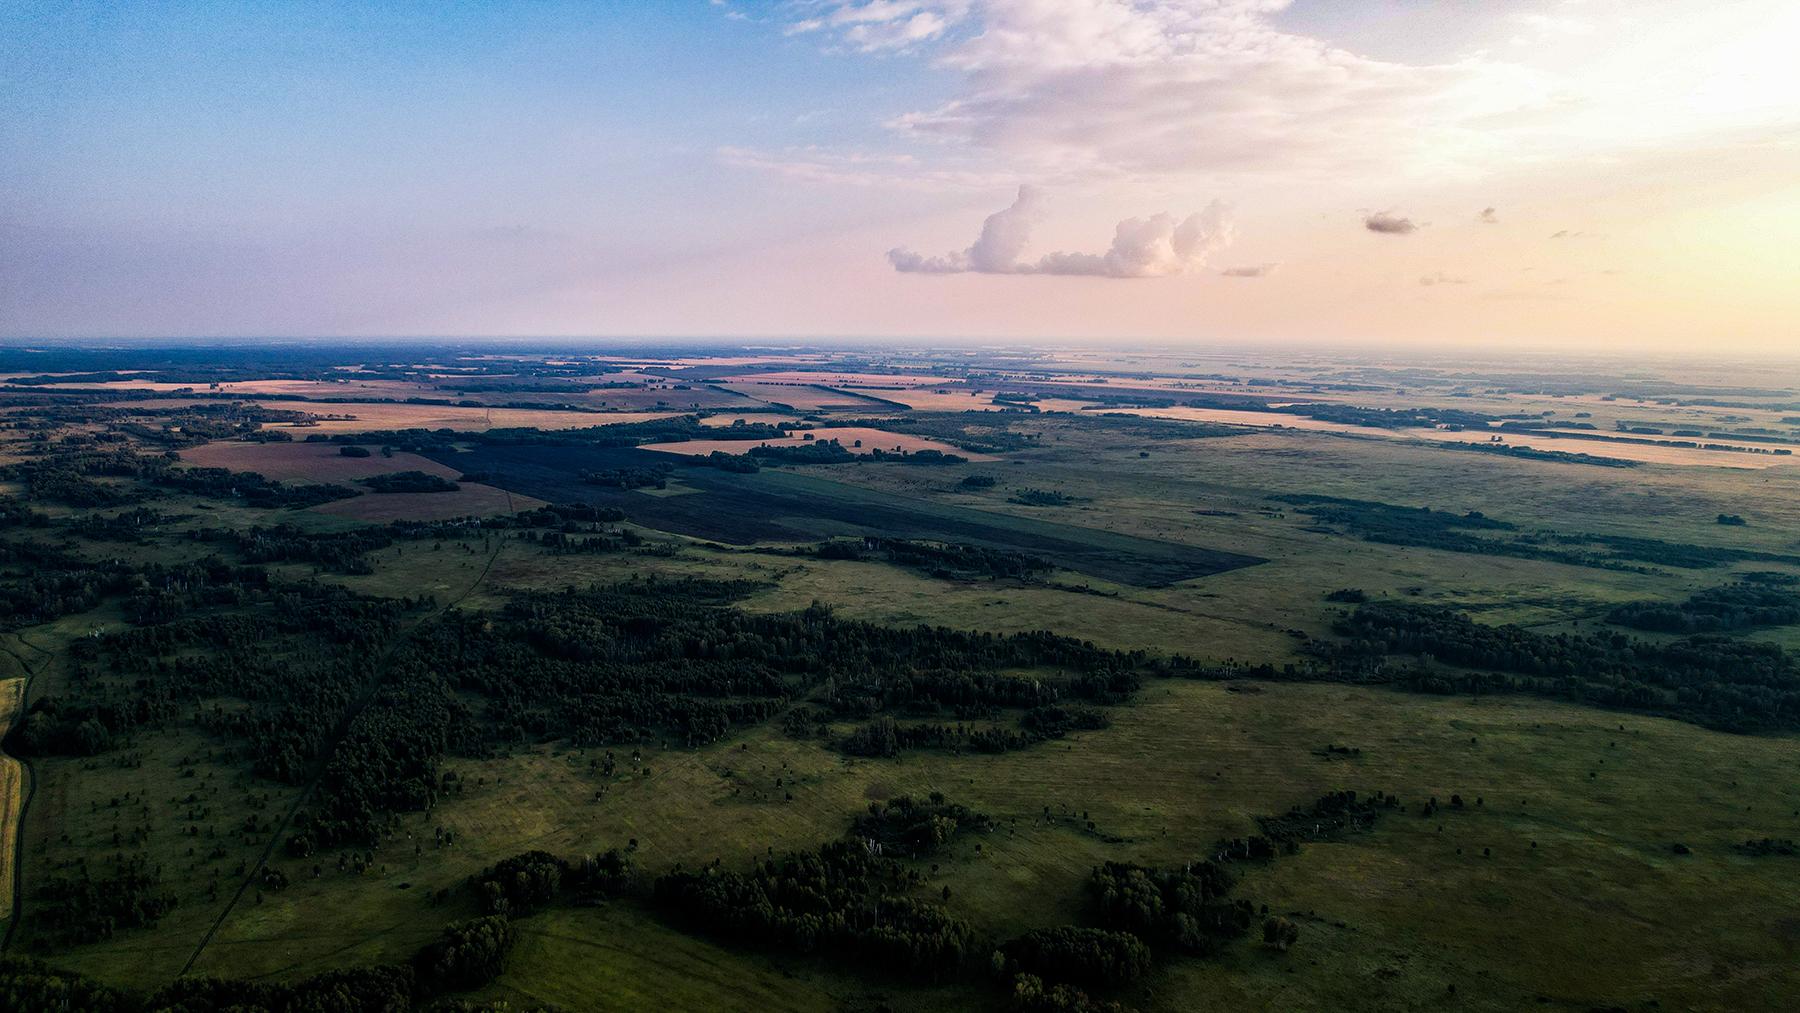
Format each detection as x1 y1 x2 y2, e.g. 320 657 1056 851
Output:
0 677 24 922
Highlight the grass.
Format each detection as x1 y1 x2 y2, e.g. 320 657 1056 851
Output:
12 365 1800 1009
103 677 1797 1011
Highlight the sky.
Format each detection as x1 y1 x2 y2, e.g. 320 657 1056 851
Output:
2 0 1797 353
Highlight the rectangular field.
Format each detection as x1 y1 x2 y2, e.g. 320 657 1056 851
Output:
429 445 1264 586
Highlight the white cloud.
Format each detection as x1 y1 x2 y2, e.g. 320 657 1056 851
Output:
889 185 1235 277
784 0 1543 182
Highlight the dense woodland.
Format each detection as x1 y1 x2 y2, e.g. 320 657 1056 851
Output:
1318 601 1800 732
1275 493 1800 571
1607 582 1800 633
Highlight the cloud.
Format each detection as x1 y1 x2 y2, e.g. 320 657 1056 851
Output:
786 1 970 52
1478 207 1499 223
785 1 1545 181
1220 263 1279 278
1363 211 1419 235
1419 272 1471 286
889 185 1235 278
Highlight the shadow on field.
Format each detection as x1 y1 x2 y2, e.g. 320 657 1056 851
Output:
431 445 1263 587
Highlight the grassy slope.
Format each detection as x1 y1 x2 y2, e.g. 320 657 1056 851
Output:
148 679 1800 1012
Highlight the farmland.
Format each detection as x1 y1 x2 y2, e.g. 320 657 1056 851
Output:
2 342 1799 1012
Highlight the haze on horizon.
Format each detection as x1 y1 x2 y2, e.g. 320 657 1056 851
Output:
2 1 1797 354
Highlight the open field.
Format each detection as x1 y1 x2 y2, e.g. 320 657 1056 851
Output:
178 441 466 483
138 678 1800 1011
6 343 1800 1011
74 400 685 434
180 440 543 520
430 444 1265 586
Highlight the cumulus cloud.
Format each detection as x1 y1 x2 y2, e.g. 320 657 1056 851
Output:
1478 207 1499 223
889 185 1234 278
1419 271 1471 286
1363 211 1419 235
1220 263 1278 278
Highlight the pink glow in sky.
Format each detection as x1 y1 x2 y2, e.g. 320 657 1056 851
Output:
2 1 1797 353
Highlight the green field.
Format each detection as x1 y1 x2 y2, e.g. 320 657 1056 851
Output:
5 346 1800 1012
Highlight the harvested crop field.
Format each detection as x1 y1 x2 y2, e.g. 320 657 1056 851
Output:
639 427 994 460
180 441 542 520
179 441 465 483
865 388 1009 412
429 444 1264 585
716 371 957 387
308 483 542 522
256 404 682 434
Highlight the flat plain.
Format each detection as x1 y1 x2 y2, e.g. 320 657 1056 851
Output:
4 344 1799 1013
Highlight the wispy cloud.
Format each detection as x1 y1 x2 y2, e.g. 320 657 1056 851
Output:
889 185 1235 278
785 0 971 52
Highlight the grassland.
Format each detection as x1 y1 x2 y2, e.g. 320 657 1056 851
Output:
124 679 1800 1011
7 346 1800 1011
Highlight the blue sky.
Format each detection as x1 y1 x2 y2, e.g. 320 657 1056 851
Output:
3 1 1797 350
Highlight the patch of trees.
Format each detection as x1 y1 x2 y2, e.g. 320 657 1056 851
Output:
11 574 408 789
0 446 363 508
1325 588 1367 603
359 471 460 494
653 838 978 979
1088 861 1252 956
1280 493 1800 571
1319 601 1800 732
1608 583 1800 633
225 523 402 574
412 915 516 992
1433 440 1641 468
581 464 672 489
849 793 995 857
748 439 858 465
521 527 645 555
470 851 565 916
960 474 997 489
340 445 372 457
29 855 177 947
1717 513 1747 526
289 581 1155 847
0 541 137 628
62 507 188 543
996 927 1151 990
702 450 761 472
1010 489 1076 507
1007 973 1129 1013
